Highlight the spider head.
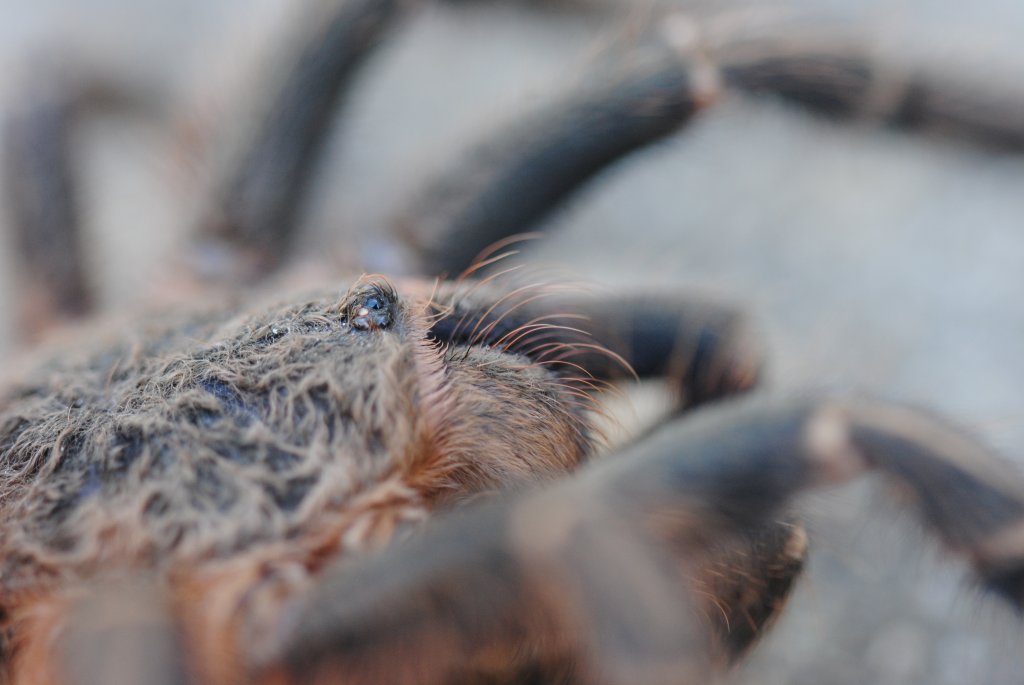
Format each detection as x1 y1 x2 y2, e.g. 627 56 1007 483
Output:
334 275 599 507
0 273 603 580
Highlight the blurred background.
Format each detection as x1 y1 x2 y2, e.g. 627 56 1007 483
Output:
2 0 1024 683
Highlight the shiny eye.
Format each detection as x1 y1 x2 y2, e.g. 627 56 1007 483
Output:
349 288 395 332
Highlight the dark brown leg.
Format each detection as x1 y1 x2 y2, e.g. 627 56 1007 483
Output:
260 396 1023 685
596 396 1024 605
396 18 716 276
194 0 420 275
425 280 762 411
265 497 798 685
2 1 421 337
2 69 154 342
709 11 1024 148
397 10 1024 276
5 578 189 685
4 77 92 339
58 579 191 685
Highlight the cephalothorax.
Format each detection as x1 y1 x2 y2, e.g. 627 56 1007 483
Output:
1 1 1023 684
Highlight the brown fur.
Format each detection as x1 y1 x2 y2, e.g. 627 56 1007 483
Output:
0 274 593 683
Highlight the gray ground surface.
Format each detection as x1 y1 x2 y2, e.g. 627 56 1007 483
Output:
2 1 1024 683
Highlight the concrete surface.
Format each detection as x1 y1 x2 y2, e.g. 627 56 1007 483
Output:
1 1 1024 683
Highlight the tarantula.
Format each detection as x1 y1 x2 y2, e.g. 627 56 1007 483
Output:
1 1 1023 683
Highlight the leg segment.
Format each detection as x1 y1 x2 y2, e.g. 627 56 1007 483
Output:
7 578 188 685
261 396 1023 684
398 10 1024 276
595 396 1024 604
2 69 155 341
396 19 717 276
264 499 801 685
59 579 189 685
708 11 1024 148
424 280 762 411
195 0 419 273
4 77 92 339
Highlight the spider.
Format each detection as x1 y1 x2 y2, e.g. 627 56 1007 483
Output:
0 1 1023 683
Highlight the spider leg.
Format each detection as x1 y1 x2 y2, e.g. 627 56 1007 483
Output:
3 73 115 340
263 497 803 685
1 64 160 342
594 395 1024 605
426 280 761 410
262 395 1022 685
397 10 1024 276
710 12 1024 150
193 0 419 276
3 79 87 335
2 0 419 322
396 18 716 276
560 294 761 410
6 578 189 685
59 579 190 685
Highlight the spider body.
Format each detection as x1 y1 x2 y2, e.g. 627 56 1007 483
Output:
0 276 595 678
0 270 791 684
1 1 1024 684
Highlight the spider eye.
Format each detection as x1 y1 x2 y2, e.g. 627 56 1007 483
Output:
349 289 395 332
